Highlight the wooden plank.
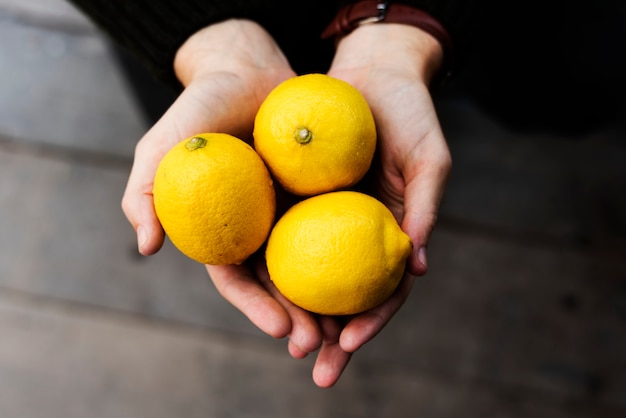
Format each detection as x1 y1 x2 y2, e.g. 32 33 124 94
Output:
0 150 257 335
1 287 620 418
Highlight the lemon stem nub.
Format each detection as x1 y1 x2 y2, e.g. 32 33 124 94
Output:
295 127 312 144
186 136 207 151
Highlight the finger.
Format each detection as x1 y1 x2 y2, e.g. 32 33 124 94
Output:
287 339 309 359
284 305 322 355
339 274 415 353
121 88 216 255
121 130 172 256
121 76 264 254
252 260 322 354
207 264 291 339
312 316 353 388
401 134 452 275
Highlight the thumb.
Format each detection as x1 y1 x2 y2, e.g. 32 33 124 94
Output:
121 119 180 256
401 139 452 276
121 135 168 256
121 83 255 255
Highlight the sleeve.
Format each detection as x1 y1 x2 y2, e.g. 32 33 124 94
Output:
68 0 477 87
67 0 285 88
389 0 477 48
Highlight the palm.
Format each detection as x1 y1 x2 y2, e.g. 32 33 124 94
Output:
329 67 450 275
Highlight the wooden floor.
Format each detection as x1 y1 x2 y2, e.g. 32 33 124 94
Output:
0 1 625 417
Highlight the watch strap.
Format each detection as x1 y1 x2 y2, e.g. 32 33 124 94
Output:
321 1 453 69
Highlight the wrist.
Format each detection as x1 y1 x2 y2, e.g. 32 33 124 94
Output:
332 23 444 85
174 19 288 87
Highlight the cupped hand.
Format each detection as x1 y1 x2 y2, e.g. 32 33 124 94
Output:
121 19 296 255
120 19 352 387
300 23 452 386
330 23 452 275
121 19 451 389
120 19 299 342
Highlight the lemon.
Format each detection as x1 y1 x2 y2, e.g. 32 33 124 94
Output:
265 191 412 315
153 133 275 265
253 74 376 196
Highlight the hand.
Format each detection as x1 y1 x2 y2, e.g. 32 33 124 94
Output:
121 19 451 389
120 19 299 346
215 24 452 388
329 23 452 274
121 19 295 255
120 19 341 386
302 23 452 385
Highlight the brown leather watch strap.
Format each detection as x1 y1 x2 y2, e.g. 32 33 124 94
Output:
321 1 453 67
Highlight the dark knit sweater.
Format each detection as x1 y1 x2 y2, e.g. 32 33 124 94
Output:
68 0 626 133
67 0 475 88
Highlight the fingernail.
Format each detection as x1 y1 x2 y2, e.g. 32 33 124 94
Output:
137 226 147 253
418 246 427 270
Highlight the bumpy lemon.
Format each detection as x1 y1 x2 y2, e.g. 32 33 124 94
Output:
153 133 275 265
265 191 412 315
253 74 376 196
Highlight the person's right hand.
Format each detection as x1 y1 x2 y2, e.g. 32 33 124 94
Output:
123 19 316 360
121 19 296 256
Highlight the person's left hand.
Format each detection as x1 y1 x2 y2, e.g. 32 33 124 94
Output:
215 23 452 389
288 23 452 387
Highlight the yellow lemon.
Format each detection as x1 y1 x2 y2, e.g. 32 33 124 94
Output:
265 191 412 315
153 133 275 265
253 73 376 196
